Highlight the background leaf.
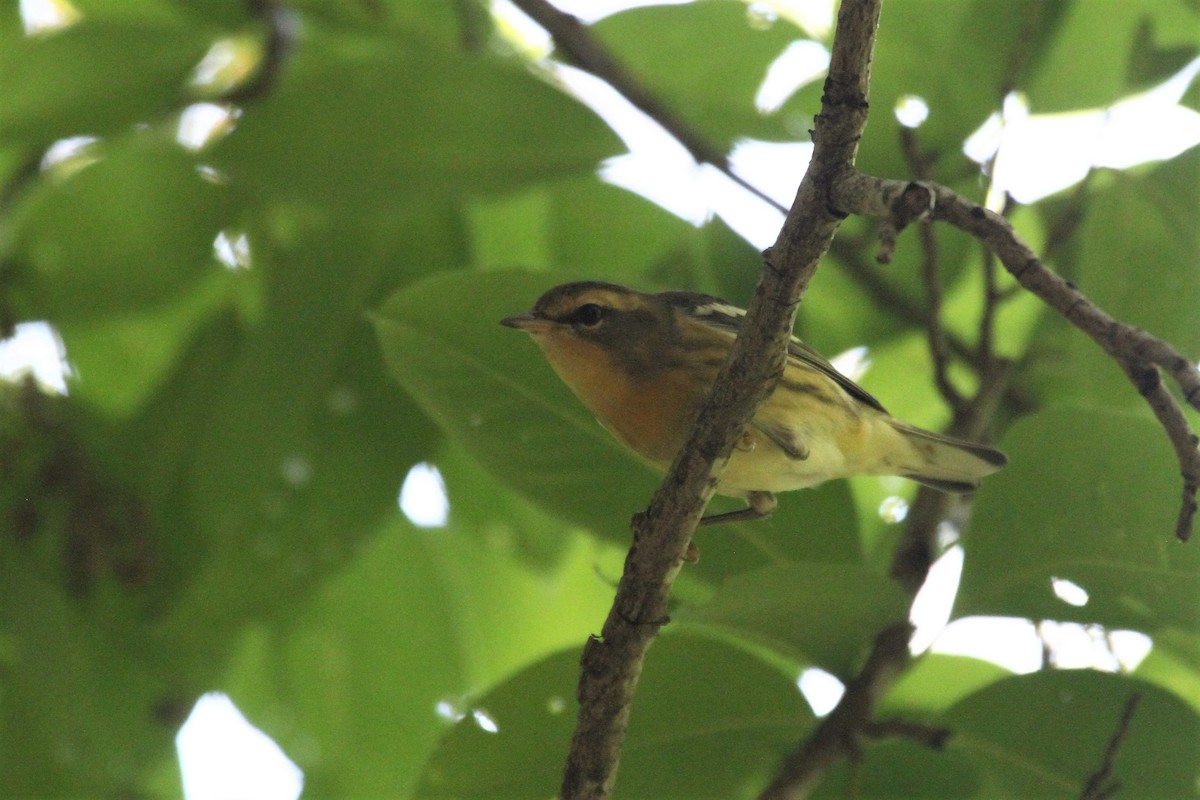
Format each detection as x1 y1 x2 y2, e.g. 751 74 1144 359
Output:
416 632 813 799
942 671 1199 799
212 36 621 211
592 1 810 145
0 16 211 143
7 139 231 321
958 408 1200 633
677 563 909 678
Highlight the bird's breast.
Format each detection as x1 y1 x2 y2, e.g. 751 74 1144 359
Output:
533 334 701 467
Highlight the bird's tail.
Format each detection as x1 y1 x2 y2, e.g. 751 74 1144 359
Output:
889 422 1007 493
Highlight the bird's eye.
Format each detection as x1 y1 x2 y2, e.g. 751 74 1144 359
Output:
573 303 606 328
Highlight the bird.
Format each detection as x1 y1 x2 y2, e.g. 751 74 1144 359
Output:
501 280 1006 525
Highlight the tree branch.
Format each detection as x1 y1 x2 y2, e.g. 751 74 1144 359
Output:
760 342 1013 799
508 0 783 211
0 149 43 339
898 127 966 413
1079 693 1141 800
220 0 297 104
1120 360 1200 541
520 1 1194 797
757 623 912 800
861 718 952 750
557 1 883 797
833 175 1200 541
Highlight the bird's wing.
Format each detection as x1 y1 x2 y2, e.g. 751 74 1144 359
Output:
663 291 887 413
784 338 886 412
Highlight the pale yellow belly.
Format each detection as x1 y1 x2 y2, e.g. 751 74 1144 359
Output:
715 412 901 497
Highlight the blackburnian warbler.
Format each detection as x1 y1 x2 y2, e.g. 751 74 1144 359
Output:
502 281 1006 525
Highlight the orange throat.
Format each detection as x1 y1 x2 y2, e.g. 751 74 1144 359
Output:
531 333 691 467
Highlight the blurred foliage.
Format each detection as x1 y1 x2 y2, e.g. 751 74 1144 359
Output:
0 0 1198 797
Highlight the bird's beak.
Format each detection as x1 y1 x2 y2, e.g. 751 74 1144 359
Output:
500 311 551 333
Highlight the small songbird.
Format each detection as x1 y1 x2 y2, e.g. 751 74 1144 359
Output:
501 281 1006 525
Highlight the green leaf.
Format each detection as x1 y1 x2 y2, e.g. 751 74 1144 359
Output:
245 518 467 798
942 671 1200 799
1025 1 1200 111
155 220 441 634
285 0 471 46
592 0 810 146
415 633 813 799
0 17 210 143
880 653 1012 718
8 138 230 321
1134 628 1200 713
467 185 555 272
676 563 909 678
465 174 697 276
417 508 619 694
433 430 581 570
1127 14 1200 92
220 488 618 797
1077 150 1200 355
957 408 1200 632
861 0 1068 179
212 36 620 210
415 645 574 799
0 547 214 795
56 270 240 417
547 176 697 278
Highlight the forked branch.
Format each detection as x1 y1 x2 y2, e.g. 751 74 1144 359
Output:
833 176 1200 541
511 1 1197 798
557 1 884 797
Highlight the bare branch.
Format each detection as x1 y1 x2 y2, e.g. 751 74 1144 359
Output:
757 624 913 800
221 0 297 104
833 174 1200 541
557 1 884 797
516 1 1193 797
829 237 997 374
917 219 966 411
1120 361 1200 541
897 128 966 412
0 149 43 338
1079 693 1142 800
862 719 952 750
978 246 1001 366
765 291 1015 800
508 0 784 212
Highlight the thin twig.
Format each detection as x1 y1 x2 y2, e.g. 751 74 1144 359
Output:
0 149 43 338
978 246 1000 367
1120 360 1200 541
1079 693 1142 800
889 356 1013 592
833 175 1200 541
862 719 952 750
774 279 1014 791
757 624 913 800
557 2 884 797
221 0 296 104
830 236 1017 379
898 127 965 412
507 0 785 213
